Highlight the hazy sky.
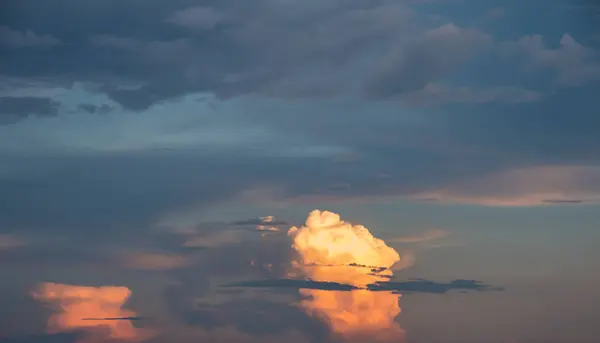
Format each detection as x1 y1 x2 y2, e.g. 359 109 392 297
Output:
1 1 599 343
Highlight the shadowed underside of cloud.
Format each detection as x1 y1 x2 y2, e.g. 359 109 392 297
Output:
0 96 60 123
0 333 77 343
222 278 498 294
1 0 578 111
0 2 598 243
1 151 599 242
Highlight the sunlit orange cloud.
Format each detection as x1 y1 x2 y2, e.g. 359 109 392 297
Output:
288 210 405 341
32 282 154 343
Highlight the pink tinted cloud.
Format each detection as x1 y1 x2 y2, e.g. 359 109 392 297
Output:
32 282 155 343
414 165 600 206
0 234 27 250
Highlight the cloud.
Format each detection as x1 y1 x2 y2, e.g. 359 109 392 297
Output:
120 252 190 271
419 166 600 206
388 229 448 244
232 216 288 227
231 216 287 233
0 96 60 122
0 151 299 237
166 6 223 31
76 103 113 114
399 83 543 106
225 278 498 294
286 210 405 341
0 333 78 343
0 1 501 110
31 283 155 343
503 33 600 87
182 230 244 249
365 23 492 98
288 210 401 287
414 165 600 206
149 325 309 343
0 26 62 48
0 234 27 250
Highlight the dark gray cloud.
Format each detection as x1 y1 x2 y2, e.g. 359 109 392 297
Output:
0 96 60 121
177 298 328 338
0 333 77 343
0 146 492 238
0 0 598 242
223 278 498 294
0 26 62 48
0 0 478 110
501 33 600 87
2 87 600 237
0 151 268 236
365 24 492 98
76 103 113 114
398 84 543 106
541 199 600 204
232 218 289 227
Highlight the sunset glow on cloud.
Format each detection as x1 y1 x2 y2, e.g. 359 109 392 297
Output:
32 282 154 343
288 210 405 340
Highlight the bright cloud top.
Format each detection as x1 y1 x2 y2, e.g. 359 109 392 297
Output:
288 210 401 287
288 210 404 341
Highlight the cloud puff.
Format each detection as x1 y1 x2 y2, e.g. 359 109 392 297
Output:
287 210 405 341
288 210 401 287
31 283 154 343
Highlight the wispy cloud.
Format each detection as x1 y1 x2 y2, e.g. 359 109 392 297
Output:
119 252 190 271
388 229 448 244
0 26 62 48
0 234 27 250
414 165 600 206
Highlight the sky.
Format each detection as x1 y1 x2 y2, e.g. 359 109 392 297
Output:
1 0 599 342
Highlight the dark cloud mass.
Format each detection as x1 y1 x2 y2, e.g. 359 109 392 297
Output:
223 278 498 294
1 2 599 343
365 24 492 98
76 103 113 114
0 96 60 119
0 1 598 242
0 0 463 110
